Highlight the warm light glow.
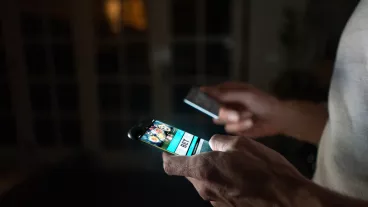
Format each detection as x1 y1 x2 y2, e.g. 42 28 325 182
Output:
105 0 122 34
105 0 147 34
122 0 147 31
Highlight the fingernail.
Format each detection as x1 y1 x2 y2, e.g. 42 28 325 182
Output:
243 119 253 128
227 111 239 122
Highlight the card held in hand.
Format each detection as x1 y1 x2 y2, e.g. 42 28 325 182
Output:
184 87 220 119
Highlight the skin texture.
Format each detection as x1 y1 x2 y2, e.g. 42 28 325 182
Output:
202 82 328 144
163 135 368 207
162 82 368 206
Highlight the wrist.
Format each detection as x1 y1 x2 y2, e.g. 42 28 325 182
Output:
274 100 328 143
270 99 295 136
267 170 313 206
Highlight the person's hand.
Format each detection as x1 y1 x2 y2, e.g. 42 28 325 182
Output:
202 82 283 137
163 135 310 207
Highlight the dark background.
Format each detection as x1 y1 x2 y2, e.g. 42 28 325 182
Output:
0 0 360 206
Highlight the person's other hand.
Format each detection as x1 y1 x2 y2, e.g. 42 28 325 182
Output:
163 135 309 207
202 82 283 137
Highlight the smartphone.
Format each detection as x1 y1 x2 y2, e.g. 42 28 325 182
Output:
184 87 220 119
128 119 212 156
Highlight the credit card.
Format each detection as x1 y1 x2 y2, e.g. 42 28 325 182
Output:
184 87 220 119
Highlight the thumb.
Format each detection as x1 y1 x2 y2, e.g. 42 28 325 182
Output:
217 90 253 106
202 87 252 106
209 134 239 152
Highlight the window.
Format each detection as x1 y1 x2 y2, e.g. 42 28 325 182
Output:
52 43 75 76
123 27 147 40
24 43 47 75
172 43 197 75
171 0 196 37
21 12 44 39
97 45 119 75
34 118 55 146
101 120 124 149
0 118 17 146
205 43 230 77
129 84 151 113
205 0 231 35
96 18 115 39
60 119 81 147
124 42 149 74
173 85 194 113
98 83 122 111
56 83 79 111
30 84 52 112
49 17 71 39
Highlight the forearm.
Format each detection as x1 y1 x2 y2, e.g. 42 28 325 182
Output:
291 181 368 207
276 101 328 144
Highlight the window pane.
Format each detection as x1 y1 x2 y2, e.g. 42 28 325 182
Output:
24 43 47 75
60 119 81 147
49 17 71 39
205 43 230 77
129 84 151 113
172 43 197 75
172 0 196 37
21 12 44 39
52 43 75 76
101 120 123 150
124 42 149 74
34 118 55 146
205 0 231 35
0 83 12 115
56 83 79 111
124 27 147 40
98 83 121 111
173 85 194 114
97 45 119 74
96 18 115 38
0 118 16 146
30 84 52 112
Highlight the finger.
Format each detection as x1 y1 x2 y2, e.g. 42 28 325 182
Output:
186 177 216 201
218 108 253 123
162 152 211 179
218 108 240 122
224 119 253 134
213 117 227 125
210 201 228 207
203 82 249 91
201 82 249 100
209 134 239 152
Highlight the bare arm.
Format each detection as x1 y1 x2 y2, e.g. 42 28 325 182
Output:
203 82 328 144
277 101 328 144
290 181 368 207
163 135 368 207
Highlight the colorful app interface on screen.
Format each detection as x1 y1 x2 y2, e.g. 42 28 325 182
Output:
139 120 212 156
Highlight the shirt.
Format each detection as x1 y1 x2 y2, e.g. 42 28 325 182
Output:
313 0 368 200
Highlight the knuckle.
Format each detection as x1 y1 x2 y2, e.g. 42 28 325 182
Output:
198 187 213 201
163 162 173 175
195 157 213 180
228 136 242 149
197 168 210 180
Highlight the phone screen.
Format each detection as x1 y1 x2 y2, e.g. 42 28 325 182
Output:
138 120 212 156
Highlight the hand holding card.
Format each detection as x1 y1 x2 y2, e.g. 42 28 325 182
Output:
184 87 220 119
